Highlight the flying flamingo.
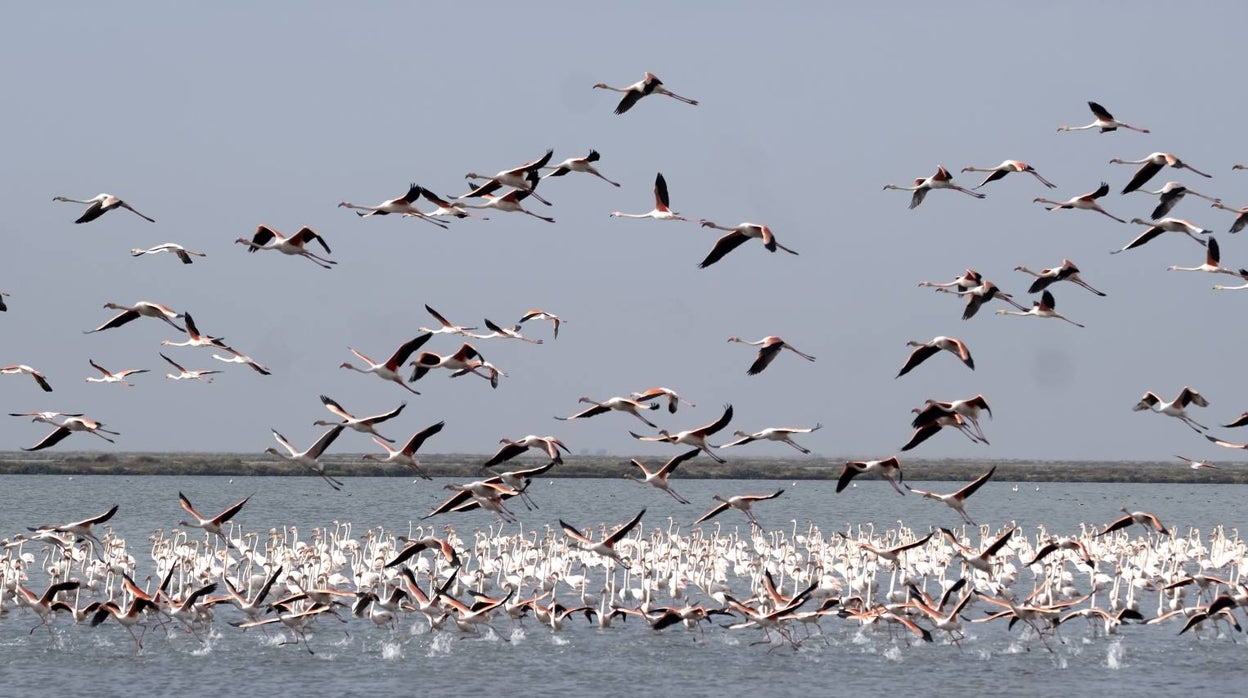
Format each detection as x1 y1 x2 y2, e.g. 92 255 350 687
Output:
935 281 1028 320
541 150 621 187
1133 387 1209 432
211 346 271 375
960 160 1056 189
1013 259 1106 296
593 72 698 115
22 416 119 450
517 309 565 339
177 492 250 548
556 396 660 428
1094 508 1170 536
697 220 798 268
630 404 734 463
719 424 822 454
630 387 695 414
159 313 227 349
313 395 405 442
560 509 647 569
1033 182 1125 223
84 359 148 387
918 268 982 291
896 336 975 378
626 448 699 504
692 490 784 526
338 183 447 228
86 301 184 334
883 166 984 208
2 365 53 392
836 457 904 494
339 333 432 395
1111 218 1211 254
264 426 347 490
418 304 478 337
130 243 206 264
52 193 155 224
1110 153 1213 194
408 342 499 388
611 172 689 221
160 353 223 382
905 466 996 525
995 290 1085 327
1210 201 1248 234
409 189 483 219
1057 101 1150 133
727 336 816 375
461 149 555 205
235 225 337 269
1166 237 1247 277
361 421 446 479
1132 182 1220 219
483 435 570 468
455 188 554 223
911 395 993 443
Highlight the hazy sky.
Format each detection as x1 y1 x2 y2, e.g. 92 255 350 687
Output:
4 3 1248 462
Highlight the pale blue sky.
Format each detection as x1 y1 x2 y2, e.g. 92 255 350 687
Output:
3 3 1248 461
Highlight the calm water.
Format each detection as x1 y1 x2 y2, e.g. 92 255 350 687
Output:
1 473 1245 697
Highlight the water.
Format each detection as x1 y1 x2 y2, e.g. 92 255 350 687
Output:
1 473 1245 697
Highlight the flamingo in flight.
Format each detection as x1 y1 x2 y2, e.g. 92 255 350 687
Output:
1133 387 1209 432
84 359 148 387
960 160 1056 189
1057 101 1150 133
626 448 699 504
264 426 347 490
28 504 119 553
905 465 996 525
611 172 689 221
901 411 981 451
1111 153 1213 195
211 346 271 375
517 309 565 339
461 149 555 205
727 336 816 375
160 353 223 382
919 268 982 291
235 225 337 269
159 313 227 349
692 490 784 526
86 301 184 334
313 395 405 442
409 189 483 220
912 395 993 443
1013 259 1106 296
631 387 695 414
130 243 206 264
896 336 975 378
836 457 904 494
483 434 570 468
719 424 822 454
177 492 250 548
883 166 984 208
593 72 698 115
560 509 647 569
697 220 798 268
557 396 660 428
1167 237 1247 277
339 183 447 228
1033 182 1125 223
22 416 119 450
2 365 53 392
995 290 1085 328
408 342 500 388
0 291 7 312
456 188 554 223
1111 218 1211 254
936 281 1028 320
1132 182 1220 220
361 421 445 479
1094 508 1170 536
339 333 432 395
541 149 621 187
630 404 733 463
53 193 155 223
1210 200 1248 234
466 318 543 344
419 304 478 337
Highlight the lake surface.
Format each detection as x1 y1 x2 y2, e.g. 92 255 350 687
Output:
1 473 1245 697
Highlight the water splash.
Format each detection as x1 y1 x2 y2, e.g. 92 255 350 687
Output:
427 632 454 657
380 641 403 661
1105 638 1125 669
882 645 904 662
509 627 526 644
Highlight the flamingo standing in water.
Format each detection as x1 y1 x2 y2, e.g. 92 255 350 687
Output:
995 290 1085 328
1111 153 1213 194
611 172 689 221
541 150 621 187
1013 259 1106 296
697 220 798 268
53 193 155 223
339 334 432 395
883 166 984 208
1057 101 1150 133
960 160 1056 189
1033 182 1125 223
727 336 816 375
235 226 337 269
593 72 698 115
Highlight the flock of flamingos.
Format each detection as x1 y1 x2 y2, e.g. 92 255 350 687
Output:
4 75 1248 655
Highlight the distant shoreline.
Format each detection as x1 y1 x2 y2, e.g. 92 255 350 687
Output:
0 452 1240 483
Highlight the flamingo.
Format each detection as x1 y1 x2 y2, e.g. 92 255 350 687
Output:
264 426 347 490
130 243 206 264
940 526 1016 575
611 172 689 221
630 404 733 463
1057 101 1150 133
1210 200 1248 233
1033 182 1125 223
593 72 697 115
883 166 984 208
0 291 7 312
697 220 798 268
918 268 982 290
456 188 554 222
1013 259 1106 296
560 509 646 568
177 492 249 548
27 504 118 554
419 304 478 337
904 466 996 525
8 411 83 424
833 457 903 494
211 346 271 375
411 189 484 219
408 342 499 388
692 490 784 526
15 580 81 634
160 353 223 382
1133 387 1209 432
719 424 822 454
1132 181 1220 219
86 301 184 334
23 416 119 450
556 396 660 428
541 149 621 187
517 309 565 339
84 359 148 387
901 411 980 451
1167 237 1247 276
995 290 1085 328
483 435 570 468
626 448 699 504
2 365 53 392
1095 508 1170 536
435 481 522 523
1111 218 1211 254
159 313 228 350
1111 152 1213 194
338 183 448 228
384 535 460 569
466 318 544 344
361 421 445 479
911 395 993 442
1174 455 1219 470
313 395 405 442
726 335 816 375
630 387 695 414
339 333 431 395
935 281 1028 320
235 225 337 269
896 336 975 378
52 193 155 223
960 160 1056 189
461 149 555 205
